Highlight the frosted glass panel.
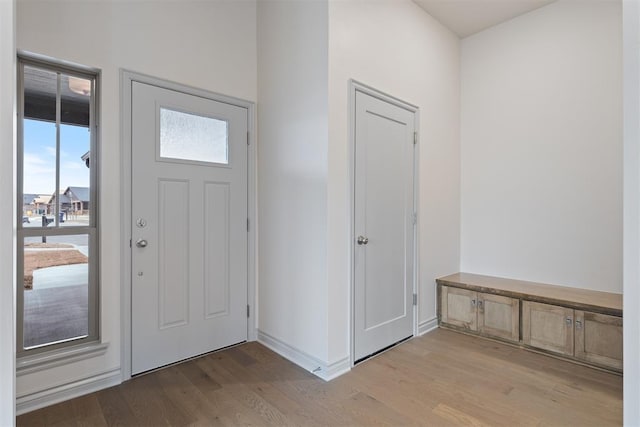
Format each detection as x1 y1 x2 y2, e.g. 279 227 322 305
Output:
160 108 228 164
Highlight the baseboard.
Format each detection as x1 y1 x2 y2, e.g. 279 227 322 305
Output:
418 317 438 336
319 356 351 381
16 368 121 415
257 330 350 381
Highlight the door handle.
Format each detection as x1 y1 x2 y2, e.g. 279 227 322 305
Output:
357 236 369 245
136 239 148 248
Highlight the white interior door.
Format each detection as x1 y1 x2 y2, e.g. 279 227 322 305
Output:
354 89 416 362
131 82 248 375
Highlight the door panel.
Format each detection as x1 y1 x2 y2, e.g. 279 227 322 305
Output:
523 301 573 356
354 90 416 361
575 310 622 370
441 286 477 331
131 82 248 374
157 179 189 329
203 182 231 318
478 293 519 342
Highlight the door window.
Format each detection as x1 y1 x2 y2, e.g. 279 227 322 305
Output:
159 107 229 164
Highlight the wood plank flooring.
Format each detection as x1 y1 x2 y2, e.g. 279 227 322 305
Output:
17 328 622 426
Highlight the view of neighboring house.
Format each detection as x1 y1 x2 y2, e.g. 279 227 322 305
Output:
22 194 52 216
22 141 90 220
22 193 38 215
63 186 89 215
23 189 90 219
47 186 89 216
47 191 71 216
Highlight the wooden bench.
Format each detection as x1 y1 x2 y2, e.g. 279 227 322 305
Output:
436 273 623 373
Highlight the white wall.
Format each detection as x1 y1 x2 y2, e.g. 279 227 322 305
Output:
0 0 16 423
16 0 256 407
256 0 330 363
623 0 640 423
460 0 623 292
328 0 461 354
257 0 460 372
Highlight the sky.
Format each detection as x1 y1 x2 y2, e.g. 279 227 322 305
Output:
23 119 90 195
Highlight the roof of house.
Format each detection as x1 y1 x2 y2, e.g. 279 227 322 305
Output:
64 186 90 202
51 192 71 204
33 195 52 204
23 193 39 205
81 151 90 168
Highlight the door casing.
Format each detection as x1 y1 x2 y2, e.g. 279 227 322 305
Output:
348 80 419 366
120 70 257 380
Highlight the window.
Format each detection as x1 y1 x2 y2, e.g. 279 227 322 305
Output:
17 55 99 356
159 107 229 164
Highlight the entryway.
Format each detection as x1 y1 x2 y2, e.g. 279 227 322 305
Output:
352 83 418 362
125 74 252 375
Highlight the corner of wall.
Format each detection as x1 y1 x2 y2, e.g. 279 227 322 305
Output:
256 0 332 369
257 330 350 382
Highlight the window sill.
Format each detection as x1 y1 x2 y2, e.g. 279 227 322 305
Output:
17 341 109 376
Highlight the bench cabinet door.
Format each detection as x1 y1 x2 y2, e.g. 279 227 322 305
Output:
441 286 477 331
522 301 574 356
575 311 622 371
478 293 519 342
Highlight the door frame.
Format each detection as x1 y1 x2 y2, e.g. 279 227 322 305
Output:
119 70 257 380
348 80 419 366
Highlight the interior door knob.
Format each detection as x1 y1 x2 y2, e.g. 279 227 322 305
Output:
357 236 369 245
136 238 148 248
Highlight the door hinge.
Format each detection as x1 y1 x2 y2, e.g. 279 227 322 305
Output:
413 293 417 306
247 131 250 145
413 212 417 225
129 239 132 248
247 305 250 318
413 132 418 145
247 218 250 232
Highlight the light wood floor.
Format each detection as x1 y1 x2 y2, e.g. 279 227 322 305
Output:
17 328 622 426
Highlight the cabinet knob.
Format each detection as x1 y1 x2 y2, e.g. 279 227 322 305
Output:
471 299 477 307
575 320 582 330
565 317 573 326
357 235 369 245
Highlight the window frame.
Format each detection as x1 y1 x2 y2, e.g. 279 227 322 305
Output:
16 53 101 358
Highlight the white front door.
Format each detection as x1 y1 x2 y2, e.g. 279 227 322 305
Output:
131 81 248 375
354 89 416 362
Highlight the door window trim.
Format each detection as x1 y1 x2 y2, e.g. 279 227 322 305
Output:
119 70 257 381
